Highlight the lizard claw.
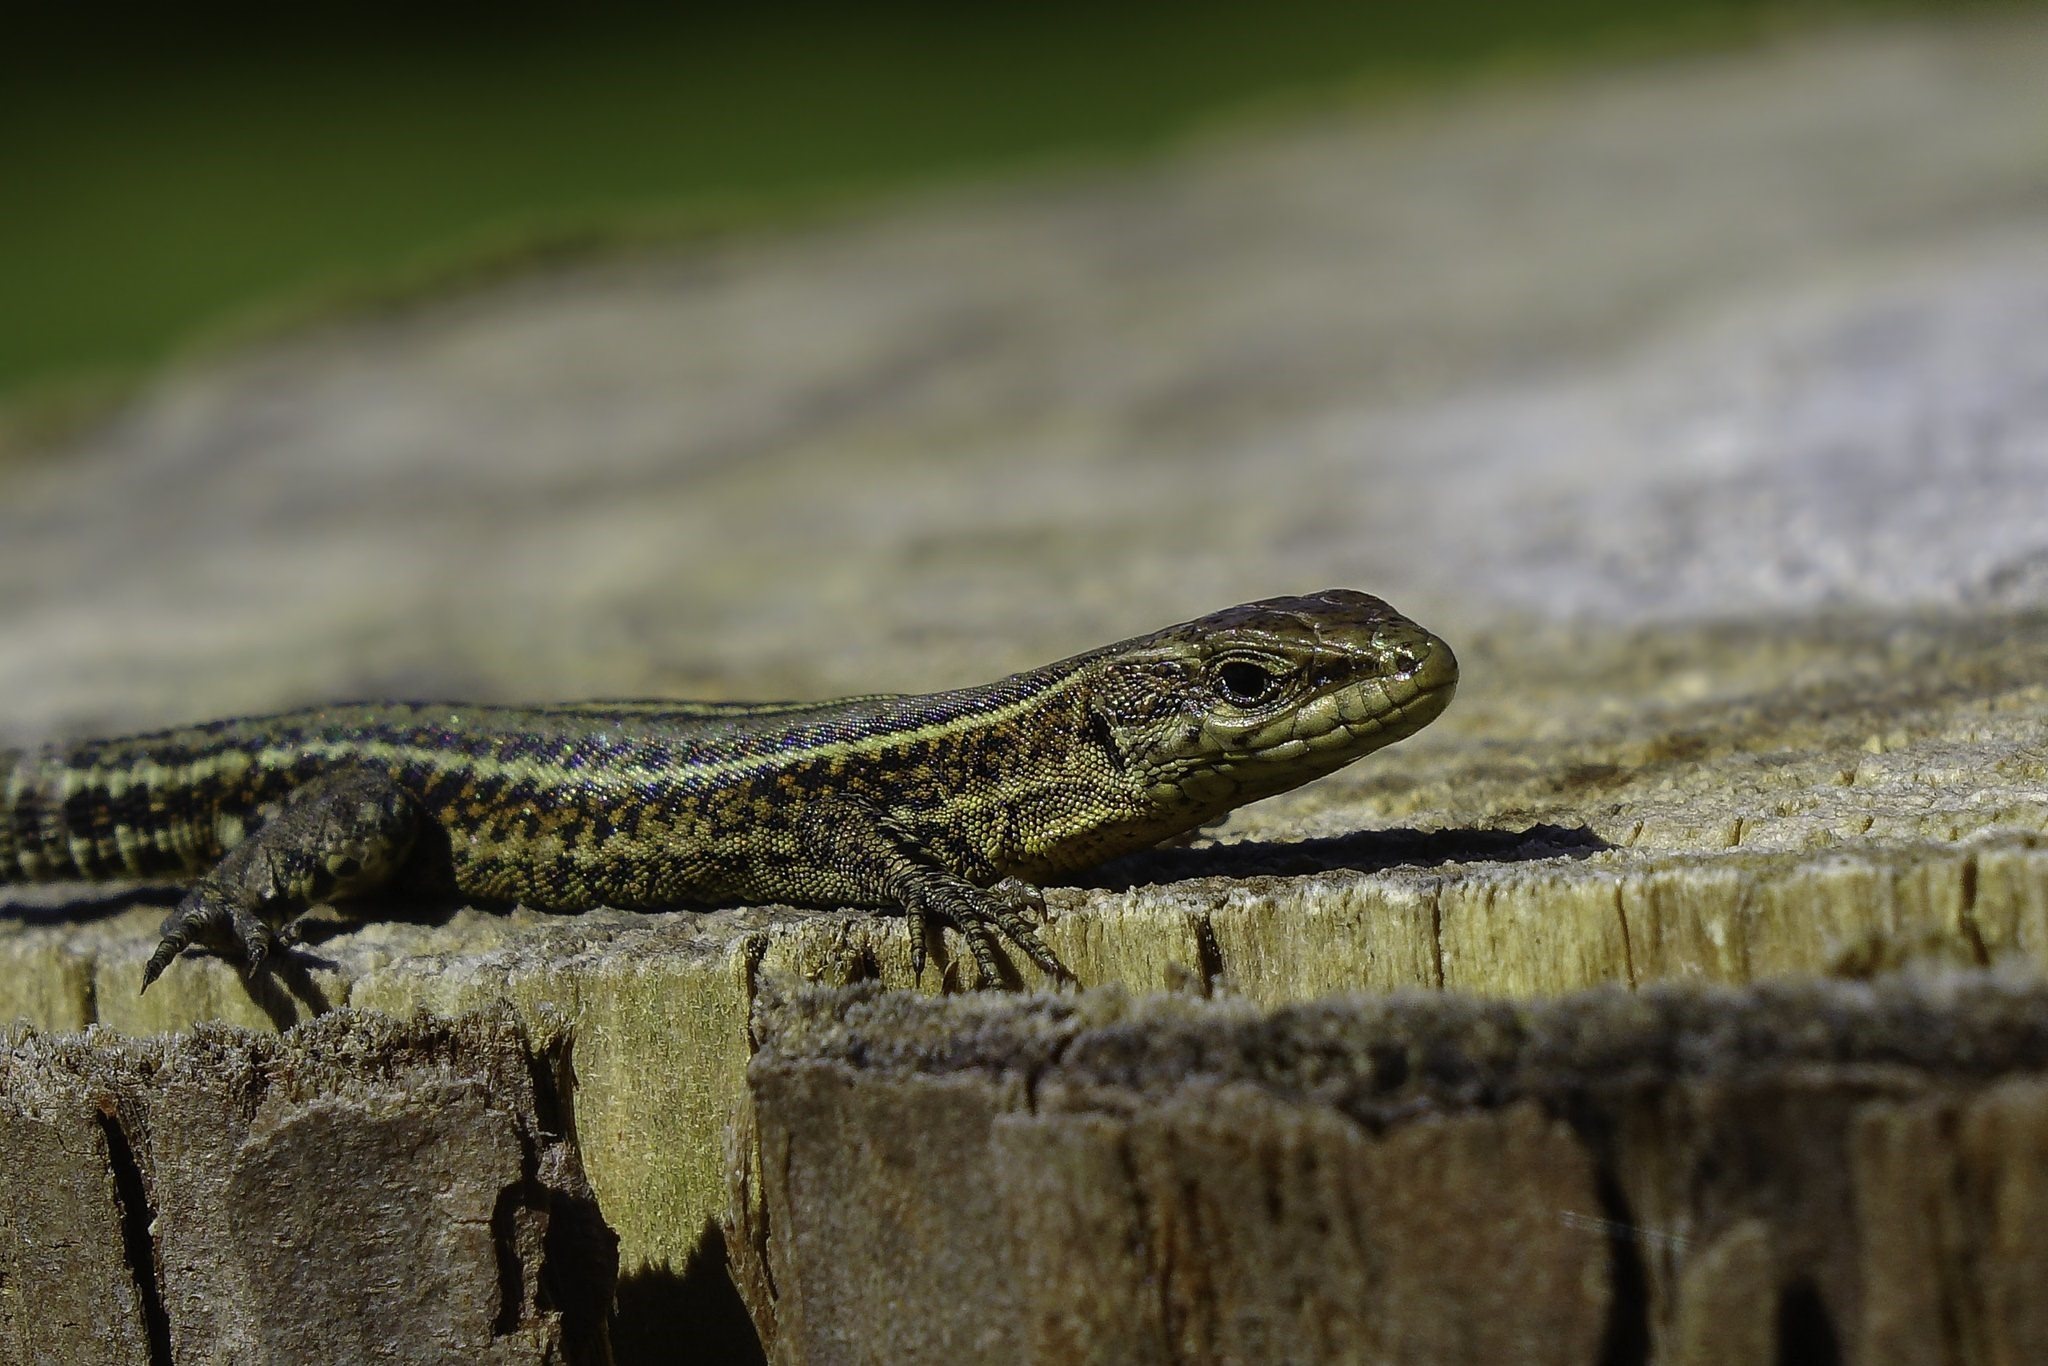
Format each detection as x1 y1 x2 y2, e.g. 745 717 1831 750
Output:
139 935 184 995
230 907 277 977
142 888 284 992
142 891 219 994
903 877 1069 989
908 912 929 983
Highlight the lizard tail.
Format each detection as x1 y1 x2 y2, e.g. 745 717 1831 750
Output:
1 747 90 884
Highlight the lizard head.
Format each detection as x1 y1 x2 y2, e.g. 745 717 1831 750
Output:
1085 589 1458 816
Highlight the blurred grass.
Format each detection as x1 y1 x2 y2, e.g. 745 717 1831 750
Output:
0 0 2025 415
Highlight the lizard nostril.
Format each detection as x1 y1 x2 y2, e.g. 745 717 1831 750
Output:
1388 649 1421 675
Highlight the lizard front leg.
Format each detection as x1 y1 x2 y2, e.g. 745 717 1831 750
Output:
141 766 420 992
801 802 1067 987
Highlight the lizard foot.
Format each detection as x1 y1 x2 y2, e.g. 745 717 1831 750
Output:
142 890 279 994
906 876 1067 988
136 766 418 994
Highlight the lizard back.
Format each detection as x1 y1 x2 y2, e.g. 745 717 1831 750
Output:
0 677 1086 898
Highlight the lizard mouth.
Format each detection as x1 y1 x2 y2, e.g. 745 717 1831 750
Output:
1310 629 1458 743
1348 633 1458 739
1360 668 1457 745
1208 631 1458 769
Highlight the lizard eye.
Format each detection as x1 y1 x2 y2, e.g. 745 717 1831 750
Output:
1216 660 1282 706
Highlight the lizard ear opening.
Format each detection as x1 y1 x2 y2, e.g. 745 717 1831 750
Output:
1085 701 1127 773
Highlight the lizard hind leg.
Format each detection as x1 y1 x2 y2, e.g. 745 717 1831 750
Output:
140 766 420 993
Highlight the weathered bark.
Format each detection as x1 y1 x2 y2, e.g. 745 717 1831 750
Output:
0 1010 615 1366
731 977 2048 1365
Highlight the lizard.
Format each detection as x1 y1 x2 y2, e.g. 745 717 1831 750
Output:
0 589 1457 991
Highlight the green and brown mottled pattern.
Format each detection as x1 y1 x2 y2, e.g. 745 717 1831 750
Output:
0 590 1457 989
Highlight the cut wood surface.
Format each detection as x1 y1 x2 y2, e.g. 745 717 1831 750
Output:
4 13 2048 1362
731 975 2048 1365
0 1009 613 1365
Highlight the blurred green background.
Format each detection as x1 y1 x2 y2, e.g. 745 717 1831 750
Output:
0 0 2016 411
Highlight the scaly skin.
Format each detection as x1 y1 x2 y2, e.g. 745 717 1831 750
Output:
0 590 1457 989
